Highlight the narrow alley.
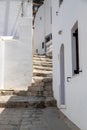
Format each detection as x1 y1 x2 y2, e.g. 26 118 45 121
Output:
0 55 80 130
0 0 86 130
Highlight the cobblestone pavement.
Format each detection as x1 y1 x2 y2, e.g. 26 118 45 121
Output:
0 107 80 130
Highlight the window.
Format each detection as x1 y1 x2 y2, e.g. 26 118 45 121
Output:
42 42 44 49
40 17 42 20
71 22 80 75
36 49 38 54
59 0 63 7
45 33 52 43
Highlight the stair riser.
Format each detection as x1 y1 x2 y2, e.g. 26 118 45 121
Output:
0 100 57 108
33 68 52 71
27 92 53 97
0 91 14 96
31 82 44 87
33 64 52 67
44 82 52 91
0 90 53 97
28 87 43 92
0 91 27 96
33 60 52 63
33 58 52 61
33 73 52 77
33 74 47 77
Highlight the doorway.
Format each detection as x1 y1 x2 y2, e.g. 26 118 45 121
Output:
60 44 65 106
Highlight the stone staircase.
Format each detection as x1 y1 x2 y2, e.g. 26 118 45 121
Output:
0 54 57 108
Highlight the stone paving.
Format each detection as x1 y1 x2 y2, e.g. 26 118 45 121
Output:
0 107 80 130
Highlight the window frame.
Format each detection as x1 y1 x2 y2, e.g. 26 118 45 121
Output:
71 22 80 75
42 42 45 49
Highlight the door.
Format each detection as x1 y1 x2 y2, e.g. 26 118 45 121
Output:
60 44 65 106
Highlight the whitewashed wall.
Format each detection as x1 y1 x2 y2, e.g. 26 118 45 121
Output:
0 0 33 90
44 0 52 35
0 0 21 36
34 5 45 54
52 0 87 130
0 0 32 37
34 0 52 54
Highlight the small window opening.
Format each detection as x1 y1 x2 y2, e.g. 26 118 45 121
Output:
40 17 42 20
59 0 63 7
36 49 38 54
42 42 44 49
71 22 80 75
45 33 52 43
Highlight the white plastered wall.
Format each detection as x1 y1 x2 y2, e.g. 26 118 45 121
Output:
34 5 45 54
34 0 52 54
0 0 33 90
52 0 87 130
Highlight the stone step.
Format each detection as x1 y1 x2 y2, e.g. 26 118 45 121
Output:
33 60 52 64
0 96 57 108
33 66 52 71
33 63 52 67
33 76 52 83
33 72 52 77
0 90 53 97
29 80 52 90
33 58 52 63
33 54 52 59
27 90 53 97
33 55 47 58
33 69 52 74
27 83 52 93
33 62 52 66
28 82 53 97
33 55 52 61
33 65 52 71
0 90 14 96
33 70 52 77
0 90 27 96
28 84 44 93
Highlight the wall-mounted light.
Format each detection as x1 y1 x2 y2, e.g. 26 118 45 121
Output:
67 77 71 82
40 17 42 20
56 11 58 16
58 30 63 35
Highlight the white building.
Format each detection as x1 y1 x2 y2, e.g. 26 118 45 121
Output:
52 0 87 130
0 0 33 90
0 0 87 129
34 0 87 130
34 0 52 56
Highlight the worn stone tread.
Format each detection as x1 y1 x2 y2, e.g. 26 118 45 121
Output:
33 66 52 71
0 96 57 108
